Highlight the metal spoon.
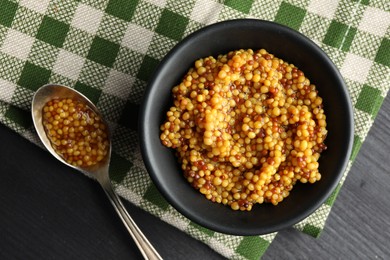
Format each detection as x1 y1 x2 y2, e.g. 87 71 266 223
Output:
31 84 162 260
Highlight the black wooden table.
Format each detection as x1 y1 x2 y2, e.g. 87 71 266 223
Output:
1 94 389 259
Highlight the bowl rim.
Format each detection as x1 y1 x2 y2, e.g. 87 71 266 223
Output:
139 19 354 235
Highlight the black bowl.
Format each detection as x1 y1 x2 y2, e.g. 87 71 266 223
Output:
139 19 353 236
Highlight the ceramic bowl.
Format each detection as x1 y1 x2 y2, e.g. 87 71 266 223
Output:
139 19 353 235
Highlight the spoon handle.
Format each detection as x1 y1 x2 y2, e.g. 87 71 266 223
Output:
99 178 163 260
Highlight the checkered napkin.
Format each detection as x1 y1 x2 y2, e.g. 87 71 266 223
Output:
0 0 389 259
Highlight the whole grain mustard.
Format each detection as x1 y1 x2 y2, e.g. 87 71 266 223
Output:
42 98 109 168
160 49 327 211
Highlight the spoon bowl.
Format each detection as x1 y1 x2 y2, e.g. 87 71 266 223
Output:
31 84 110 179
32 84 162 260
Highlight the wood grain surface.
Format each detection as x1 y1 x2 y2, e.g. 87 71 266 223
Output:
0 93 389 259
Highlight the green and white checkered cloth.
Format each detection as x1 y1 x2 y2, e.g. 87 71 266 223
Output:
0 0 389 259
